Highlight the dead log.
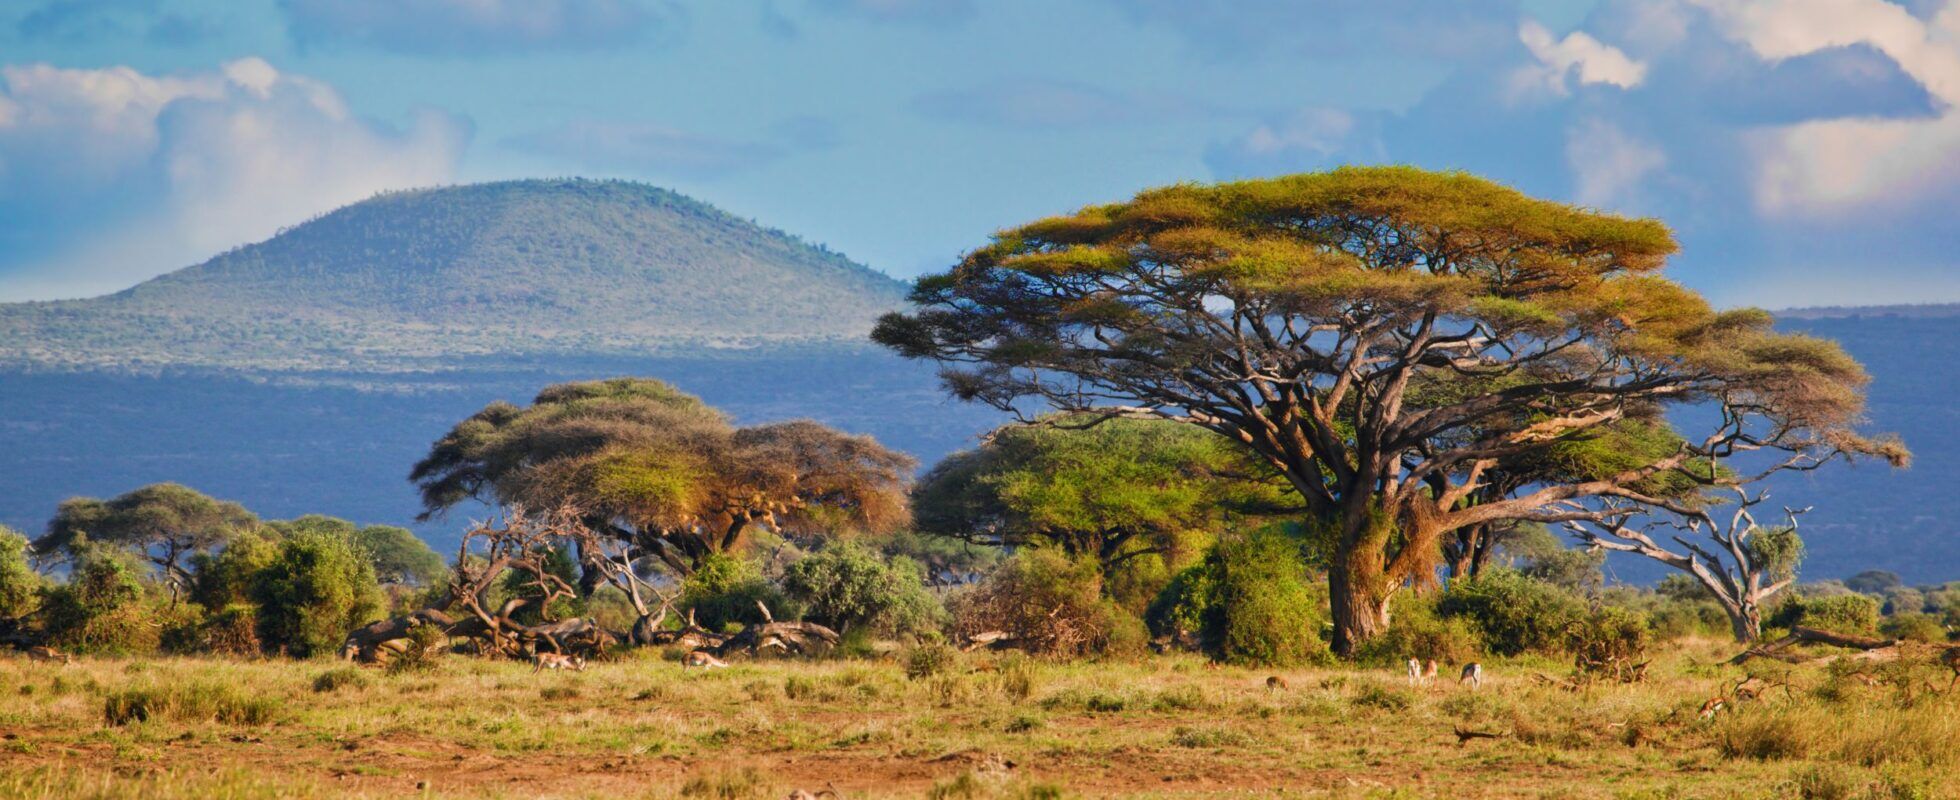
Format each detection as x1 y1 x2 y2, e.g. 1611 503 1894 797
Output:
711 620 839 657
1729 626 1898 665
959 630 1017 653
339 609 458 662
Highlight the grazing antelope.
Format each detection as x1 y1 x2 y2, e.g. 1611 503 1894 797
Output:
1698 696 1728 719
785 784 839 800
1942 647 1960 689
1407 658 1422 687
1459 662 1483 690
531 652 585 673
1266 675 1288 692
683 650 730 670
1422 659 1439 685
26 646 72 665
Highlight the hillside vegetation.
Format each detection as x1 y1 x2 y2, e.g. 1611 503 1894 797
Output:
0 180 908 371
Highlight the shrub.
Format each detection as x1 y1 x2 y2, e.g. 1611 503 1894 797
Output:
188 530 281 610
1436 568 1584 656
195 604 265 656
312 667 369 693
103 683 280 726
1355 595 1482 666
0 526 42 623
905 641 958 680
681 554 796 632
1879 613 1945 643
1150 530 1328 666
781 544 946 637
1649 599 1728 640
949 549 1131 656
253 531 386 658
1795 594 1882 636
39 543 161 655
1567 605 1651 673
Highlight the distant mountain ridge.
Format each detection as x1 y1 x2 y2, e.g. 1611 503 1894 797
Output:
0 180 909 371
1777 303 1960 320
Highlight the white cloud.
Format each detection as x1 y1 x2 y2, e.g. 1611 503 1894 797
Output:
0 58 467 300
1689 0 1960 214
1203 108 1386 178
1512 18 1649 98
1566 118 1668 209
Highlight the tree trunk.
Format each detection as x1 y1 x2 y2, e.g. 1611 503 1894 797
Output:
1328 544 1392 658
1727 602 1762 644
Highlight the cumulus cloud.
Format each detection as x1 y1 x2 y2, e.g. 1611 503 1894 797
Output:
1511 19 1649 98
1566 118 1668 209
280 0 681 54
0 58 467 300
1685 0 1960 215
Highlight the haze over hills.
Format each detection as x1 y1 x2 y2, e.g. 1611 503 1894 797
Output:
0 179 908 371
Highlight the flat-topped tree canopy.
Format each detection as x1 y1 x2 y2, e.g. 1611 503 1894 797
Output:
411 377 915 577
875 165 1906 655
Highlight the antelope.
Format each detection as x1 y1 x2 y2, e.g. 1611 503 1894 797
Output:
26 646 72 665
1407 658 1422 686
785 787 838 800
1422 659 1439 685
1459 662 1483 690
531 652 585 673
1942 646 1960 689
1698 696 1728 719
683 650 729 670
1266 675 1288 692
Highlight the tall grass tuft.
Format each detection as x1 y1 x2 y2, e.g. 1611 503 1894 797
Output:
103 682 280 726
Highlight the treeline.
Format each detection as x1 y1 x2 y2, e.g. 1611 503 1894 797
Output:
3 379 1952 670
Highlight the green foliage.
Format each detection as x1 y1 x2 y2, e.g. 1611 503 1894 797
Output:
914 416 1287 572
781 543 946 638
39 539 160 655
0 179 909 371
1748 527 1806 583
37 483 257 581
188 529 281 609
1437 569 1585 656
312 667 369 693
1202 531 1329 667
102 682 279 726
252 531 386 658
1655 573 1712 602
904 641 958 680
0 525 41 621
1566 605 1651 673
1144 561 1217 642
1519 546 1606 595
1354 595 1482 666
681 554 795 631
1878 613 1945 643
1773 593 1882 636
268 516 446 586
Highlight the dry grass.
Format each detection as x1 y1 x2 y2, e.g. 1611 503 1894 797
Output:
0 641 1954 798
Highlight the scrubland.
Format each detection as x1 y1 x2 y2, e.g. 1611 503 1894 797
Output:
2 640 1954 800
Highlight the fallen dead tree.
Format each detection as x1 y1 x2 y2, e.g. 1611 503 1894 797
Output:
1729 626 1898 665
342 507 836 665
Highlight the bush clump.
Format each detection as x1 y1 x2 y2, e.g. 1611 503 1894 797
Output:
681 554 798 632
782 543 946 638
253 531 386 658
1436 568 1584 656
1150 529 1329 667
1354 595 1481 666
950 549 1138 656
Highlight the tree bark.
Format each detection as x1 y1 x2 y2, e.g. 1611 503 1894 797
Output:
1328 542 1392 658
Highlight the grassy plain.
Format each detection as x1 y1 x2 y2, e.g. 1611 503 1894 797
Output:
0 641 1954 799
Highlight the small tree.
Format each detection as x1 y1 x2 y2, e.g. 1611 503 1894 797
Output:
268 516 446 586
1566 486 1807 643
412 378 914 577
0 525 42 625
782 544 945 637
253 531 386 658
39 537 161 654
38 483 258 598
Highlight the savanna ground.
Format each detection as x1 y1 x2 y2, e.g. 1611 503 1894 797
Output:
0 641 1953 800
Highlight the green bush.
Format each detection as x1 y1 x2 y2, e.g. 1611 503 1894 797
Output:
782 544 945 638
1567 605 1651 673
1200 530 1329 667
312 667 369 693
189 530 281 610
1145 561 1217 642
681 554 796 632
1649 599 1729 640
1436 568 1584 656
253 531 386 658
1879 613 1945 643
0 526 42 623
1355 595 1481 666
1792 594 1882 636
39 542 161 655
905 641 958 680
103 682 280 726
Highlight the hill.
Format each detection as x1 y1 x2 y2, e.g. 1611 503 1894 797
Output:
0 179 909 371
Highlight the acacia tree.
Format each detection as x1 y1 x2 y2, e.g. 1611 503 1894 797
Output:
914 415 1295 567
873 166 1904 655
37 483 259 599
411 378 914 578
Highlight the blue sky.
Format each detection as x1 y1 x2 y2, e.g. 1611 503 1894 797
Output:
1 0 1956 308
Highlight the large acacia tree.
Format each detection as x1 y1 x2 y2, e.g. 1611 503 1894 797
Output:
874 166 1904 656
411 378 914 578
915 415 1295 568
37 483 259 598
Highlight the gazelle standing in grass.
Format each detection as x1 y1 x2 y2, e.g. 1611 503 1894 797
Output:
683 650 730 670
531 652 585 673
25 646 72 665
1460 663 1483 690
